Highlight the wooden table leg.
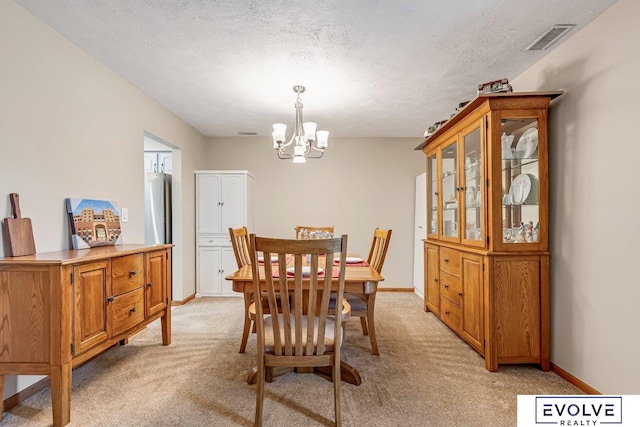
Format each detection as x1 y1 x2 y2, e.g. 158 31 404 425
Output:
50 363 71 427
314 361 361 386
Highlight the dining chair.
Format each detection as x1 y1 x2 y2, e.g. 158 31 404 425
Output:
250 234 348 427
295 225 334 239
229 226 254 353
343 228 391 355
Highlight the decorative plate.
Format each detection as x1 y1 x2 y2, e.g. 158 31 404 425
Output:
509 174 532 205
287 266 323 277
335 256 364 264
515 128 538 159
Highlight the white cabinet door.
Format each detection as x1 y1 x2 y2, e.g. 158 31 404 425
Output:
144 154 157 172
220 174 244 231
197 247 222 296
158 153 172 174
197 174 222 234
221 247 238 295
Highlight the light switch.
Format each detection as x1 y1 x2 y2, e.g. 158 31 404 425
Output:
121 207 128 223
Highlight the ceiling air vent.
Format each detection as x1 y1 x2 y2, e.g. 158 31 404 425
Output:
238 131 257 136
526 24 575 51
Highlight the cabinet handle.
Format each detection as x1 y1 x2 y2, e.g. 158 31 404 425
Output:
221 202 224 206
107 296 114 303
130 270 137 276
129 307 136 314
147 282 153 287
444 258 449 263
458 292 463 297
444 284 449 289
434 192 438 196
434 278 438 282
445 310 450 315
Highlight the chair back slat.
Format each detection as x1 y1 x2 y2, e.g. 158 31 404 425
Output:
367 228 392 273
229 227 251 268
250 235 347 357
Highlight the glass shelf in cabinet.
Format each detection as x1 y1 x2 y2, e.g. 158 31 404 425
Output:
502 157 538 171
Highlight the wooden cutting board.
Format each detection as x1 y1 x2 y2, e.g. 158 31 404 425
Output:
4 193 36 256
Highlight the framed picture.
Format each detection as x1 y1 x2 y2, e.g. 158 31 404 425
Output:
66 198 122 249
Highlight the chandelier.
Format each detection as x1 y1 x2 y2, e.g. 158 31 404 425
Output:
272 85 329 163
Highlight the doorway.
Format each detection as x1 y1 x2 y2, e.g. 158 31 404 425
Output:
143 132 182 302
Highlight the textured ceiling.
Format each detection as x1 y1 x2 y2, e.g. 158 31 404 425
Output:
15 0 617 138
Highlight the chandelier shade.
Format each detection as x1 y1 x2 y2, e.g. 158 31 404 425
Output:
272 85 329 163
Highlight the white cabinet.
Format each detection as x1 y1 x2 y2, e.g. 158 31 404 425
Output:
195 170 254 296
197 246 237 296
144 151 172 174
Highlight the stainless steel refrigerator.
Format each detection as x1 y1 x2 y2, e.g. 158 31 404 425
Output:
144 172 172 245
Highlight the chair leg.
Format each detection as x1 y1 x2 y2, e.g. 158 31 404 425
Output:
255 359 265 427
240 291 252 353
359 317 369 335
333 361 341 427
366 294 379 355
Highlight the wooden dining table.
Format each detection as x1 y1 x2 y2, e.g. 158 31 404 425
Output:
225 255 383 386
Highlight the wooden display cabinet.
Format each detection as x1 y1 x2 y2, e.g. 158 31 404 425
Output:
417 91 562 371
0 244 172 426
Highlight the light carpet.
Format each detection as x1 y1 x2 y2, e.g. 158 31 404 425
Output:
1 293 580 426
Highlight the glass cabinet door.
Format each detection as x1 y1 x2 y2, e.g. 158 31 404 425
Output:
461 125 483 245
501 118 540 245
440 140 459 240
427 152 438 236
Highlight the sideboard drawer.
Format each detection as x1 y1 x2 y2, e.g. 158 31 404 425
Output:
110 288 145 337
440 296 462 332
440 271 462 306
112 254 145 295
198 236 231 247
439 247 461 276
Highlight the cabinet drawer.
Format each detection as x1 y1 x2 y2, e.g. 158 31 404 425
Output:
439 247 461 276
440 271 462 306
198 236 231 247
440 296 462 332
110 288 145 337
112 254 144 295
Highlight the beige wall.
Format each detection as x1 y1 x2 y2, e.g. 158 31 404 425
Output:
513 0 639 394
1 0 207 398
205 137 425 288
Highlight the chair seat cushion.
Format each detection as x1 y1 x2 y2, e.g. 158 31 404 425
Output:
330 293 367 313
264 314 340 352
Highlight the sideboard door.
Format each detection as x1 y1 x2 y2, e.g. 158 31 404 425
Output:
73 261 110 355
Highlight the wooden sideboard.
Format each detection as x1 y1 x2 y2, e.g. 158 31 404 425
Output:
0 244 172 426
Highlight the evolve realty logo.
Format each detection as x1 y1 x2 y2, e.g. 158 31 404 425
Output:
535 396 621 425
517 395 640 427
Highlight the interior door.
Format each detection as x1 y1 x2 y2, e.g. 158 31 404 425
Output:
413 173 426 293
